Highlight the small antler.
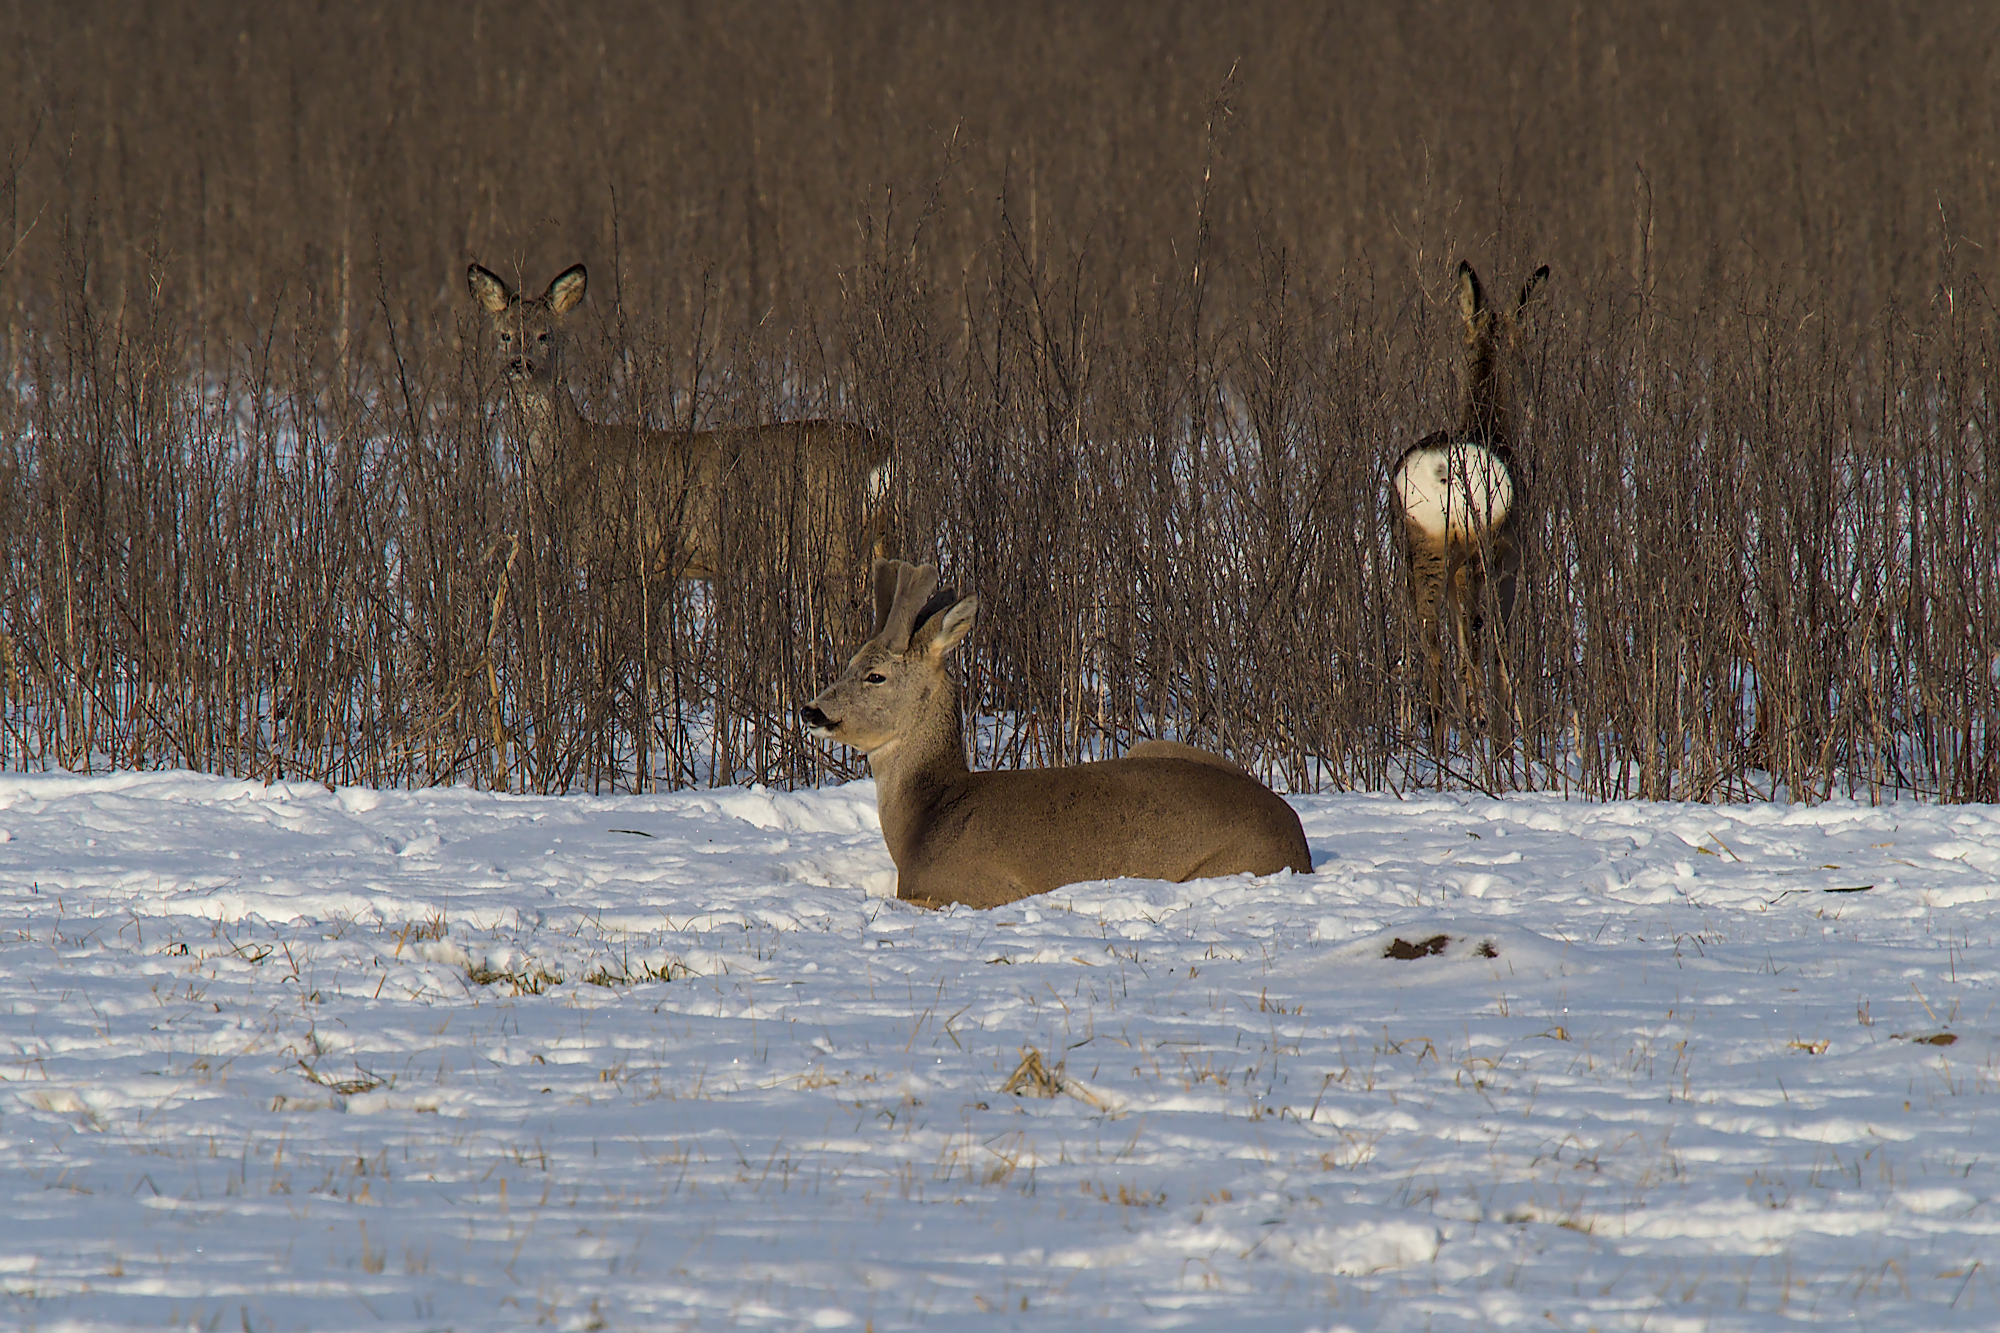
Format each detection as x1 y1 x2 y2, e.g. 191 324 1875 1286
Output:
870 558 902 638
875 560 942 652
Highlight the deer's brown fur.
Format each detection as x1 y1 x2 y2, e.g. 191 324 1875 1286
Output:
802 561 1312 908
1389 260 1547 749
468 263 891 585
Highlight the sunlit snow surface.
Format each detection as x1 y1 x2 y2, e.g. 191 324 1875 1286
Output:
0 770 1995 1330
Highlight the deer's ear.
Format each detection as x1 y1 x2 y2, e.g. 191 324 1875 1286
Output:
914 595 978 661
1516 265 1550 317
1456 260 1485 328
468 263 512 313
546 264 588 315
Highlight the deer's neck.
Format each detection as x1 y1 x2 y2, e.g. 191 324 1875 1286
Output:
865 677 972 866
1458 337 1515 448
508 377 581 461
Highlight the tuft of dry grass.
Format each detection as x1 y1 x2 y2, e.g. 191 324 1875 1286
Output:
1001 1047 1063 1099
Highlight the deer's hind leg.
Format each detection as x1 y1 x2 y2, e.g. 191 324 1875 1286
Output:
1403 537 1452 753
1483 551 1520 751
1449 556 1490 736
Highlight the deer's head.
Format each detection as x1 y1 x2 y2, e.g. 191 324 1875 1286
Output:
801 560 976 758
1455 260 1548 445
467 262 587 467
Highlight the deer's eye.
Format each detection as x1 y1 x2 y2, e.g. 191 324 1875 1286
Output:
864 673 887 684
536 331 549 343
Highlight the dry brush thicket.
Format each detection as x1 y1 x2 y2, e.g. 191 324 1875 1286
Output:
0 2 1995 800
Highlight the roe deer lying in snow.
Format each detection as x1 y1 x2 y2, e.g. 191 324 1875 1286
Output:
801 560 1313 908
1389 260 1547 749
467 262 892 584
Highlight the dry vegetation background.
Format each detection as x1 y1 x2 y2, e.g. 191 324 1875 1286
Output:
0 0 1996 800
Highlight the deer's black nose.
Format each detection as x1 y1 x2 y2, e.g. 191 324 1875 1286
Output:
800 705 832 731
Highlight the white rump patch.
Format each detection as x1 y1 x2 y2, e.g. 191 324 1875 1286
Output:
865 462 891 505
1391 442 1513 540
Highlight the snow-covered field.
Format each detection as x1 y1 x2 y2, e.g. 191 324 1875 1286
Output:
0 770 1995 1331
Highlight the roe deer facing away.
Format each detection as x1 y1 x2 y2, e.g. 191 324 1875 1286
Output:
467 262 892 585
801 560 1313 908
1389 260 1548 750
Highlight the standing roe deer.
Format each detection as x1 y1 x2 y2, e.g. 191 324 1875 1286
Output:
801 560 1312 908
1389 260 1547 749
467 262 892 584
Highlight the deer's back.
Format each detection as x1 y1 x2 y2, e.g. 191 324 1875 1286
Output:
553 418 891 578
895 756 1311 908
